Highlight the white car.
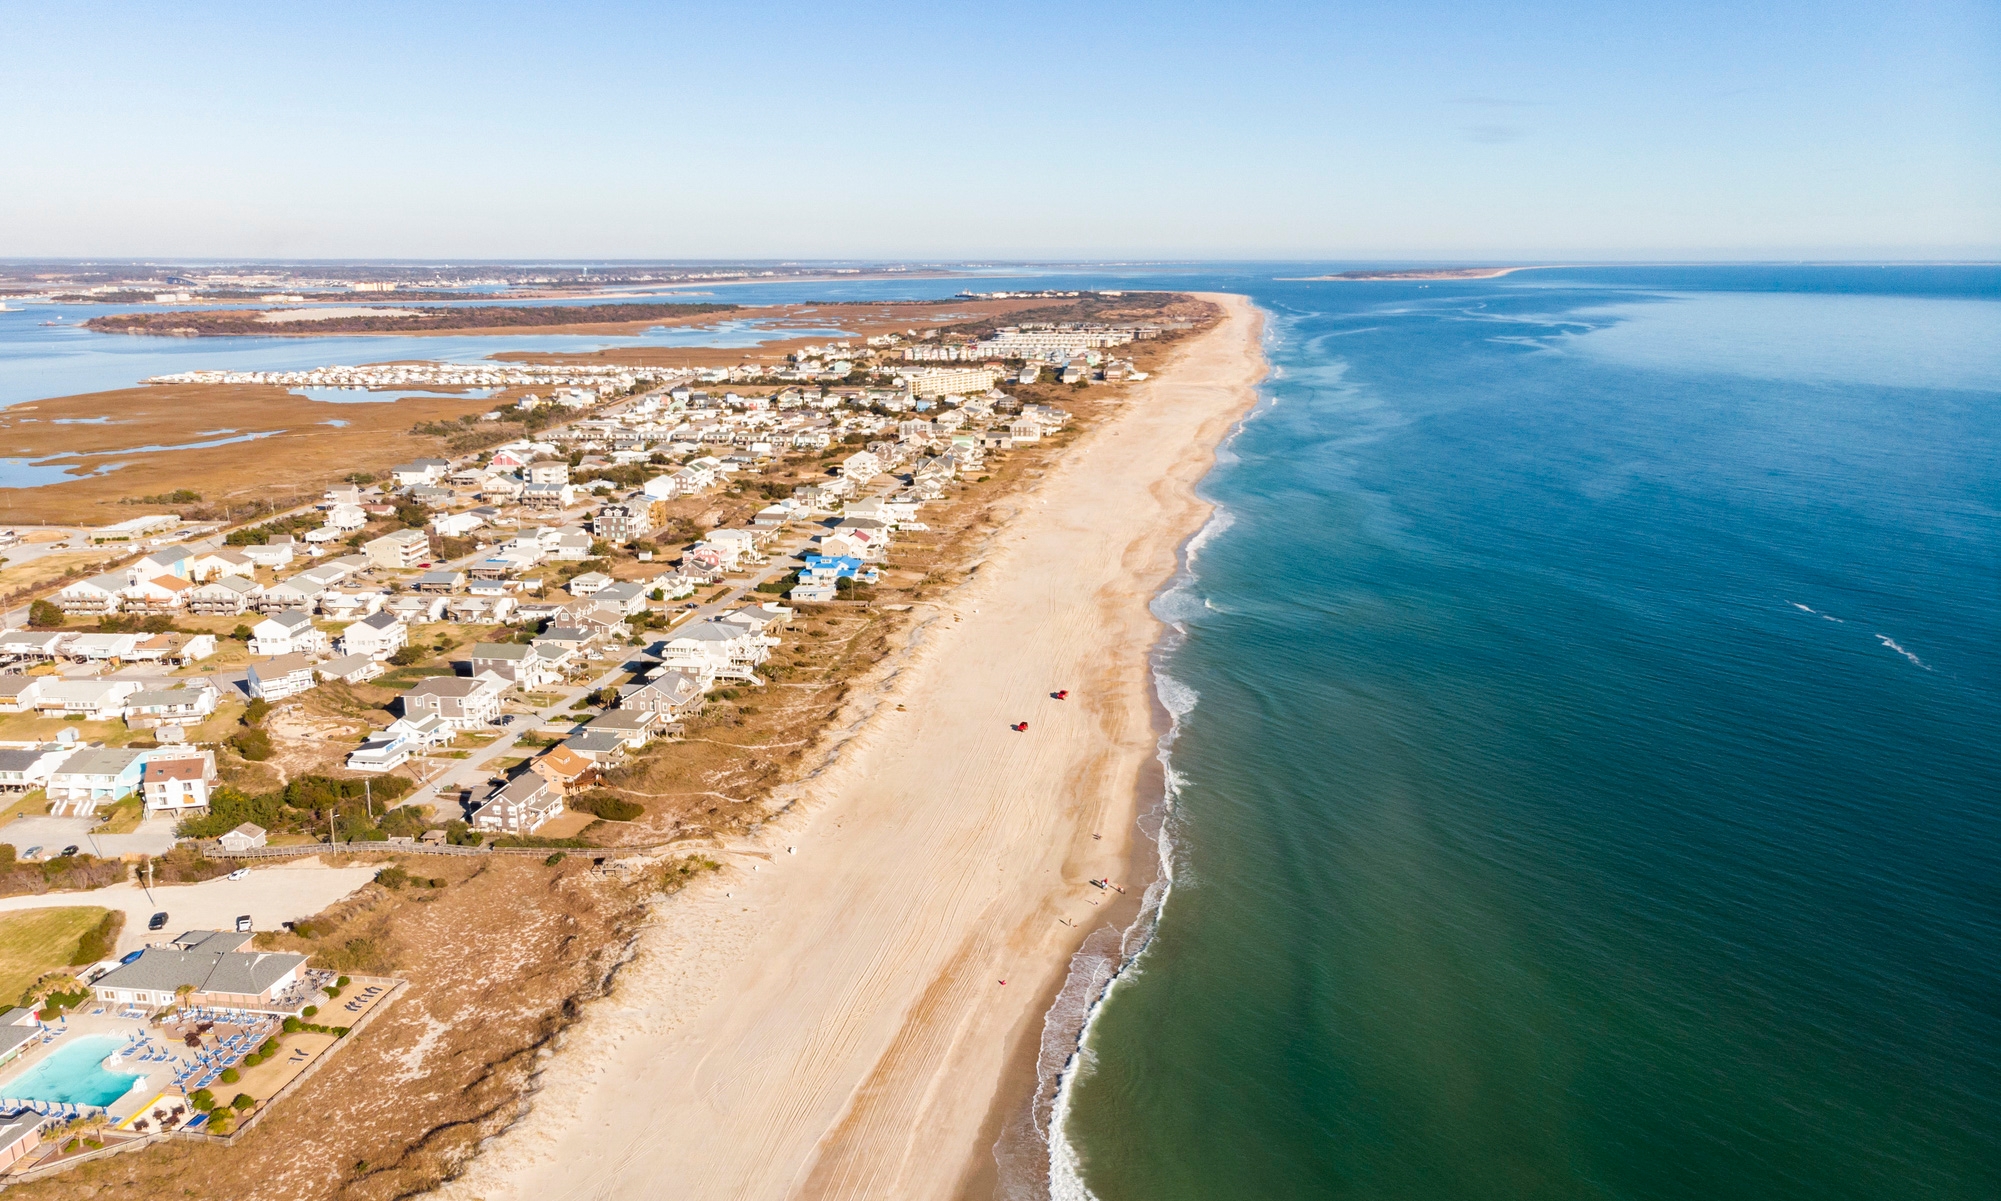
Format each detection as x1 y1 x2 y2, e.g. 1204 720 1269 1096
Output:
226 868 251 881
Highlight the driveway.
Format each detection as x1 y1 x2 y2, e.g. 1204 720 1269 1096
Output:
1 815 180 858
0 859 378 954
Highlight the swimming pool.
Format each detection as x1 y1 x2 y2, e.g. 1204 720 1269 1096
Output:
0 1035 143 1107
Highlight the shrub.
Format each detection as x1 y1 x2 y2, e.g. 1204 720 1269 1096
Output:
69 910 122 965
259 1038 278 1056
227 727 273 761
336 975 350 988
242 698 270 726
544 852 565 866
241 1052 261 1067
230 623 253 641
282 1017 302 1034
27 600 65 629
219 1067 239 1084
301 1006 317 1019
190 1088 215 1111
324 986 341 999
375 865 411 890
388 645 425 666
231 1093 255 1112
572 790 642 822
207 1109 235 1134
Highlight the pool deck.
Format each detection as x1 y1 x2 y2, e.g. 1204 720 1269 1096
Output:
0 974 405 1180
0 973 397 1126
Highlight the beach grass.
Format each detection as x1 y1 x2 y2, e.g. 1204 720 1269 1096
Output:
0 907 113 1004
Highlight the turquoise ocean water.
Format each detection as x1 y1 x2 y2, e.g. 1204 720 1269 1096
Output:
1047 266 2001 1200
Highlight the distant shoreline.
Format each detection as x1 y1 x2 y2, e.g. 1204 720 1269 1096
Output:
1281 265 1560 281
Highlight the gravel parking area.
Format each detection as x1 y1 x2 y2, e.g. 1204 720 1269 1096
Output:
0 859 378 953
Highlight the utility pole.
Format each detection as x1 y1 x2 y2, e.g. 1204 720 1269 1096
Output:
365 778 373 821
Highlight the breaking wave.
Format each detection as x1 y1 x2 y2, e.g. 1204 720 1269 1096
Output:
1876 634 1932 670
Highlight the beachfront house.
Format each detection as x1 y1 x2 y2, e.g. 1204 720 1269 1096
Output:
657 622 767 683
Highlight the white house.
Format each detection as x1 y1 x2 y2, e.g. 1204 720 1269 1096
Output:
337 611 407 660
141 751 217 816
658 621 767 683
55 572 127 615
249 611 327 657
432 511 484 538
34 679 142 719
246 653 316 701
239 540 296 570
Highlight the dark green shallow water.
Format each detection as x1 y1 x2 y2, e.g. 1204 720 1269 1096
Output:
1053 267 2001 1200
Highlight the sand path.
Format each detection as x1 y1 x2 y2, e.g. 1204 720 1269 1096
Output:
440 294 1263 1201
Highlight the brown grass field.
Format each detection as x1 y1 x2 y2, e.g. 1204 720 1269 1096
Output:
0 385 498 525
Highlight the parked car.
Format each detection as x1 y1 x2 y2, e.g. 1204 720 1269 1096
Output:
235 915 253 933
226 868 250 881
148 911 169 931
19 846 40 861
60 845 79 858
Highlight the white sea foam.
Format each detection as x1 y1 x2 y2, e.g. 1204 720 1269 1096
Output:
1154 671 1200 721
1876 634 1932 670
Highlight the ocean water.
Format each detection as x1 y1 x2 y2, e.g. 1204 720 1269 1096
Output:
1051 267 2001 1200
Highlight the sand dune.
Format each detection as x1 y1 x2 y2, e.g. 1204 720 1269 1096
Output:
438 294 1265 1201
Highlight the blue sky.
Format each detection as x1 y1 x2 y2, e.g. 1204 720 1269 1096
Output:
2 1 1995 259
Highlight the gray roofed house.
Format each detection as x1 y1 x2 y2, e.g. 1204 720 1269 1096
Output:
0 744 76 792
402 672 507 728
534 626 596 651
0 1007 42 1068
471 774 564 834
587 709 658 748
318 652 384 684
467 641 560 686
90 929 308 1011
593 581 649 614
563 729 628 763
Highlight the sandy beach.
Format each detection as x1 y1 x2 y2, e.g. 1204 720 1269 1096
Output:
438 293 1266 1201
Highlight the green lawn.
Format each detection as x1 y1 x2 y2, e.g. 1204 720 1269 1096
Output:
0 908 112 1005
